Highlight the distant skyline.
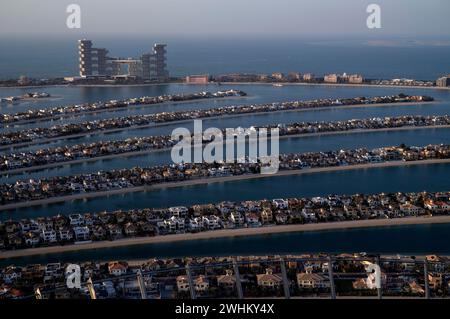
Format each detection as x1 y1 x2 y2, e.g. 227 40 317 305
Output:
1 0 450 38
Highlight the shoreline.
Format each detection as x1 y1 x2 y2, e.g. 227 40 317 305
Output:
2 215 450 260
0 96 63 104
1 81 450 91
0 95 249 127
1 158 449 211
216 81 450 91
1 124 450 176
0 100 436 151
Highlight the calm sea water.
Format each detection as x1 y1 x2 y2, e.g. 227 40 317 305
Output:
1 37 450 80
2 83 450 117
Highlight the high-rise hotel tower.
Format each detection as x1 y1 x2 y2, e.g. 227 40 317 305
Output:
78 40 168 81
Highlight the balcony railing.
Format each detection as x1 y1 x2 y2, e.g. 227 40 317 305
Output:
25 255 450 300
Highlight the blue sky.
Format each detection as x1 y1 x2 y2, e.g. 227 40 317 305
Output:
1 0 450 38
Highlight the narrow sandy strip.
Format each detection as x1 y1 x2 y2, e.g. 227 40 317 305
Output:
1 158 449 211
2 215 450 259
2 81 450 90
2 124 450 176
0 101 435 151
214 81 450 91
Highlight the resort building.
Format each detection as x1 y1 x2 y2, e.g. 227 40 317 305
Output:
323 73 363 84
436 75 450 87
78 40 113 77
150 44 169 81
185 74 209 84
303 73 315 82
287 72 301 81
348 74 364 84
324 73 339 83
78 40 168 81
271 72 285 80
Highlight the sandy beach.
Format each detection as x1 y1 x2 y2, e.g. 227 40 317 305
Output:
211 81 450 91
0 100 435 151
2 81 450 91
1 124 449 176
2 215 450 259
0 158 449 211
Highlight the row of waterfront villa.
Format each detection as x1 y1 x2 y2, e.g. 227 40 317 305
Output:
1 190 449 251
2 115 449 172
1 253 449 299
0 94 432 146
0 90 245 124
1 144 449 206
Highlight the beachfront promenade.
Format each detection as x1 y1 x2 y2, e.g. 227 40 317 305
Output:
0 144 449 210
0 94 433 148
1 115 449 175
1 190 449 259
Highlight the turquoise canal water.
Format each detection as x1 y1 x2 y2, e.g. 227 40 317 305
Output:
4 101 450 155
2 127 450 184
2 223 450 267
1 163 449 221
0 83 449 264
1 83 450 127
1 84 450 155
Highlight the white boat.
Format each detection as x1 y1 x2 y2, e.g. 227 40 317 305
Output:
272 83 283 87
